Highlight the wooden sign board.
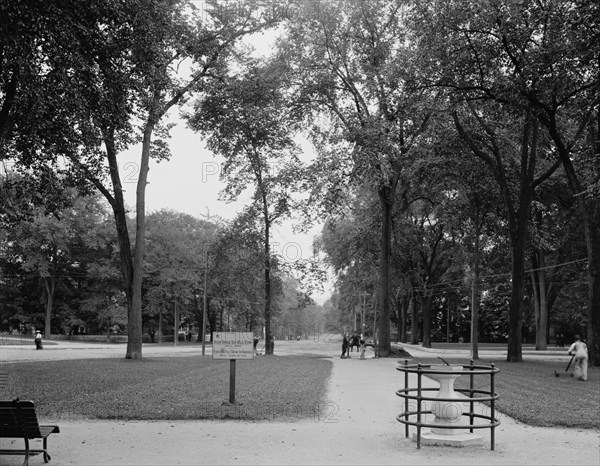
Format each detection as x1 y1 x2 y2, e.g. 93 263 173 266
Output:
212 332 254 360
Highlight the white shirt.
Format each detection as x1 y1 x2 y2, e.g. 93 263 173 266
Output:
568 341 588 358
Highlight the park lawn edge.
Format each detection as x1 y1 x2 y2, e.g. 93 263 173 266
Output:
407 357 599 429
4 356 332 422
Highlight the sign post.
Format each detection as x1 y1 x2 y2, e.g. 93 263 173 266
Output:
229 359 236 403
212 332 254 404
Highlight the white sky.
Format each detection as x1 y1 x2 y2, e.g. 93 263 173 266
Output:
117 21 334 305
118 110 332 305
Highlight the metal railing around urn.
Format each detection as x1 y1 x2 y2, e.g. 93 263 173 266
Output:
396 359 501 450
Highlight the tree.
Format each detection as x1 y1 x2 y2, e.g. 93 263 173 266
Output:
210 213 265 334
412 0 599 363
144 209 216 342
280 0 435 356
186 60 302 354
419 116 504 357
3 0 282 359
316 186 380 337
2 192 116 336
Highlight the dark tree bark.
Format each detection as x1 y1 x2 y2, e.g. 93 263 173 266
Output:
377 181 398 356
43 278 56 338
410 292 419 345
541 112 600 366
421 293 433 348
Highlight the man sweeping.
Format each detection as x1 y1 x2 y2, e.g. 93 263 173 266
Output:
567 335 588 381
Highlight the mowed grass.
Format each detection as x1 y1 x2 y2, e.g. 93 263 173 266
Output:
408 357 599 429
0 337 58 346
3 356 331 422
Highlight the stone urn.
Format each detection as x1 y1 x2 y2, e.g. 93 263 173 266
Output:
429 365 464 435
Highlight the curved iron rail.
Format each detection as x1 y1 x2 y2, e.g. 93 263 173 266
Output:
396 359 500 450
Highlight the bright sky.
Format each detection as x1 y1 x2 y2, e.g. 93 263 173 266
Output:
117 19 334 305
119 111 332 305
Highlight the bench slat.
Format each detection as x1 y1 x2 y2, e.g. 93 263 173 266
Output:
0 399 60 464
0 426 59 438
0 401 59 436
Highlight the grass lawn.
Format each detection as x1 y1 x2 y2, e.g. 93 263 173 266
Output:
0 337 58 346
407 357 599 429
3 356 331 422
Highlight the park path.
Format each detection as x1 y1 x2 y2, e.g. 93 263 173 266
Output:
0 339 598 465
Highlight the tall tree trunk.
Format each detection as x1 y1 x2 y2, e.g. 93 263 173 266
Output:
455 109 550 363
396 304 401 343
506 113 539 362
126 121 154 359
586 110 600 366
471 232 481 360
158 311 163 344
446 294 451 343
106 318 111 342
506 180 534 362
173 297 178 347
410 292 418 344
102 129 135 351
263 197 272 355
196 294 205 343
421 293 433 348
378 182 397 356
534 247 548 351
43 278 55 338
400 292 408 343
219 305 224 332
394 294 402 343
208 301 216 341
544 112 600 366
585 223 600 365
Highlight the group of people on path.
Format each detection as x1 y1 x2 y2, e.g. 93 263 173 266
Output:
337 330 589 382
341 332 366 359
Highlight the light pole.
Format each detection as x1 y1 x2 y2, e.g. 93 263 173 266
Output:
202 247 208 356
198 207 211 357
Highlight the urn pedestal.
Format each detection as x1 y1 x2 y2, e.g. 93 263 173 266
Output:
430 365 464 435
414 365 483 447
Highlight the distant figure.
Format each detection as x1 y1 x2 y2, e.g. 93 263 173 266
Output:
359 334 366 359
149 329 155 343
34 330 43 350
253 336 260 355
269 332 275 354
350 333 360 352
187 331 192 342
341 334 349 358
568 335 588 381
556 332 564 348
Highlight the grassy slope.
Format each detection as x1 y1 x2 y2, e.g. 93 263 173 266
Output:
409 357 599 429
3 352 598 428
4 356 331 422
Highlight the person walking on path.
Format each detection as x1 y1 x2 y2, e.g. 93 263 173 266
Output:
34 330 43 350
359 333 366 359
568 335 588 381
341 334 349 358
253 336 260 355
350 332 360 353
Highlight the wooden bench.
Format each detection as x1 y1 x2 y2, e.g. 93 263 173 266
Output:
0 399 60 465
0 370 8 391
